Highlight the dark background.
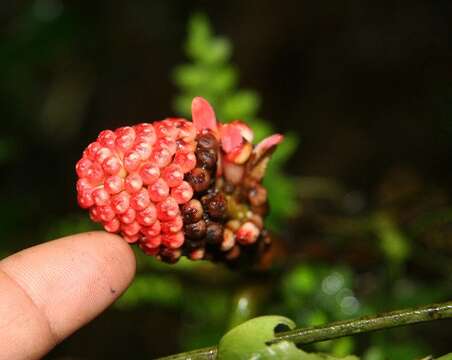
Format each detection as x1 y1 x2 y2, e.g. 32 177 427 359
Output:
1 1 452 359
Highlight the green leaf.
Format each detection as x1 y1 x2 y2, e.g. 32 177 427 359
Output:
218 316 358 360
373 213 411 264
186 13 232 64
220 90 261 121
218 315 300 359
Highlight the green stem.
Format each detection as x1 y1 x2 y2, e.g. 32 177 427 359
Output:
268 301 452 345
157 301 452 360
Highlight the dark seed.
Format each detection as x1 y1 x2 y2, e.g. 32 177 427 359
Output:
186 168 211 192
186 237 206 250
160 247 181 264
181 199 203 224
248 185 267 207
202 193 227 219
205 222 224 244
197 132 219 150
225 245 241 261
184 220 207 239
196 149 217 169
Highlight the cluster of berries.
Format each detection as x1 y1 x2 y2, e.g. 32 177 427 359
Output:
76 97 282 265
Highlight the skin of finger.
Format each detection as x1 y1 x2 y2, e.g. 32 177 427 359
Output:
0 231 136 360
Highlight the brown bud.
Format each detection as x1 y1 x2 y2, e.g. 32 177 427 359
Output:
184 220 207 239
221 228 236 251
248 185 267 207
197 132 219 150
202 193 227 219
186 168 211 192
181 199 203 223
160 247 181 264
196 149 217 169
205 222 224 244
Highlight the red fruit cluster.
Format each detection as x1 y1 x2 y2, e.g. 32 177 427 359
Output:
76 97 284 265
76 119 197 250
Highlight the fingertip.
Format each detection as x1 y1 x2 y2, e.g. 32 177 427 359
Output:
72 231 137 285
0 231 137 346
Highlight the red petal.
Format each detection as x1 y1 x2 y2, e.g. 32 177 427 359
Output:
191 97 218 133
220 124 243 153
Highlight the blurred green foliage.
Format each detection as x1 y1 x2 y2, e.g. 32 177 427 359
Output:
0 4 451 359
173 13 300 230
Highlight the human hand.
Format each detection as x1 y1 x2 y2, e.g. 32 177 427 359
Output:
0 232 136 360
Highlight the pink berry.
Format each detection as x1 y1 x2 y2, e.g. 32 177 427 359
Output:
89 206 101 222
123 234 140 244
139 163 160 185
83 142 101 160
115 126 136 152
161 164 184 187
92 187 110 206
124 173 143 193
124 151 141 172
76 158 93 178
97 129 116 148
173 151 197 173
154 120 179 139
76 178 93 193
104 218 120 232
157 137 177 155
98 205 116 222
171 181 194 204
141 220 161 238
162 231 184 249
179 121 196 142
104 175 123 194
95 147 113 164
130 188 150 211
136 204 157 226
122 221 141 237
141 235 161 248
102 156 122 175
156 197 180 221
134 141 152 160
134 123 156 144
161 216 183 234
119 207 136 224
148 178 169 202
149 146 172 168
111 191 130 214
78 191 94 208
86 162 104 184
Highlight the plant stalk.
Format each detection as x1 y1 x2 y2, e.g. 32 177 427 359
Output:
158 301 452 360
